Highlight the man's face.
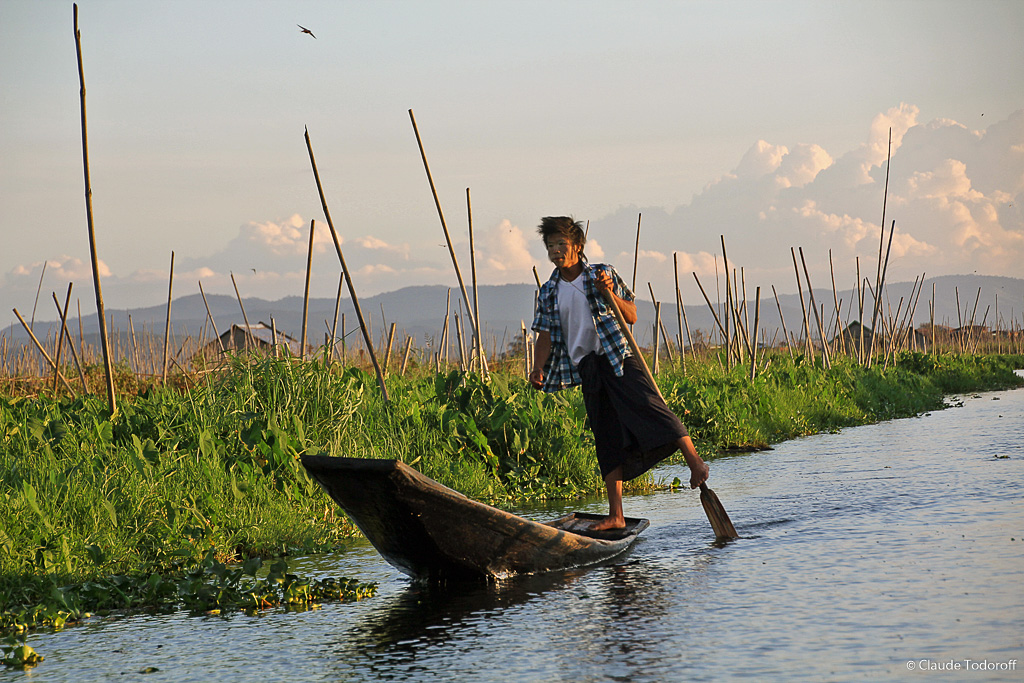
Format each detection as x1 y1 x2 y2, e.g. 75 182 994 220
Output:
545 237 581 269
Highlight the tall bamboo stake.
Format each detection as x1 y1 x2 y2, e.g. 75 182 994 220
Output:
868 220 896 365
798 247 831 368
270 318 279 358
230 272 253 351
400 336 414 375
632 214 642 294
652 301 662 375
74 4 115 414
408 109 487 376
30 262 48 331
304 126 388 400
673 252 683 352
750 287 761 380
790 248 812 358
466 188 484 372
161 251 174 384
771 285 794 360
721 236 732 368
300 219 316 360
328 271 344 362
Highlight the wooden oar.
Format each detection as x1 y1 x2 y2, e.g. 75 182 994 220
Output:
600 288 739 540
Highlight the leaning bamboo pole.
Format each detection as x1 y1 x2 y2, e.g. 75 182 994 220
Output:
408 109 487 376
230 272 253 351
13 308 75 393
162 251 174 384
790 248 813 359
304 126 389 401
328 271 344 363
771 285 794 360
652 301 662 375
52 285 76 395
799 247 831 368
692 272 729 346
198 281 224 352
74 4 115 414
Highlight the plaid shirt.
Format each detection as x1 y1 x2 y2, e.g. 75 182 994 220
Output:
532 262 634 392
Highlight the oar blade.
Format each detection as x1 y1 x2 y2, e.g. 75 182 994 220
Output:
700 484 738 540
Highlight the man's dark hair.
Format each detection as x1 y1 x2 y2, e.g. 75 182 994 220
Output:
537 216 586 250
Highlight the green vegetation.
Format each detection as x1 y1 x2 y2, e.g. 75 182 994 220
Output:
1 350 1022 664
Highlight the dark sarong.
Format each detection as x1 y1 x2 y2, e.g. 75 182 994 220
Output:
578 352 689 481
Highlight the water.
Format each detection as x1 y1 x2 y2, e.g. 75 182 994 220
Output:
7 382 1023 681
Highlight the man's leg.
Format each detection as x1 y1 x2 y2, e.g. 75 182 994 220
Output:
590 465 625 531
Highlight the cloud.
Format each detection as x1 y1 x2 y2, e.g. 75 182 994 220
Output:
590 106 1023 291
482 220 534 273
12 256 111 281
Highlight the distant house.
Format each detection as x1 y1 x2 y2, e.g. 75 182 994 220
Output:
194 322 307 361
832 321 874 354
832 321 929 353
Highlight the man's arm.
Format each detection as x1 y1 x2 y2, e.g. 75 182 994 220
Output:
594 271 637 324
529 330 552 388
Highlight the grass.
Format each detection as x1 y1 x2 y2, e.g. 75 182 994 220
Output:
1 349 1022 662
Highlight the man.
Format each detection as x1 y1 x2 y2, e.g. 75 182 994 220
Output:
529 216 709 531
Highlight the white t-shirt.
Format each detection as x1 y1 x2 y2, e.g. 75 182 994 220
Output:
558 276 602 366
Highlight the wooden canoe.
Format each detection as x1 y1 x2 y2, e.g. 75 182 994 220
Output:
301 455 649 581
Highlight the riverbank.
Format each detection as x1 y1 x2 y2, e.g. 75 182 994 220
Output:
2 351 1022 659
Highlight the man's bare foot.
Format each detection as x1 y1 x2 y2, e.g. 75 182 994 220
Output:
589 515 626 531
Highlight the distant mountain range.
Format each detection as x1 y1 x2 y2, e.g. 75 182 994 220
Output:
7 275 1022 356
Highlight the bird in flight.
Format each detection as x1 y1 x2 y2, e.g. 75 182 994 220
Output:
298 24 316 39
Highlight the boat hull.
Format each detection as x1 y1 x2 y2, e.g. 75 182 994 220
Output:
301 455 648 580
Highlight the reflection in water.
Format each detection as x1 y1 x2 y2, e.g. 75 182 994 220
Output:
13 383 1024 682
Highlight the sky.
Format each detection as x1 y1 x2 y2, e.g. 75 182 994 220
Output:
2 0 1023 331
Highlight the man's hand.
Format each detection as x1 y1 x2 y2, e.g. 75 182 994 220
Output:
594 271 614 292
528 367 544 389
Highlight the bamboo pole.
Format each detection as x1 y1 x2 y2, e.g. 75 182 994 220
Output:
400 336 414 375
750 287 761 380
798 247 831 368
771 285 794 360
868 220 896 365
466 188 484 372
53 285 75 395
720 236 732 368
328 272 344 363
632 214 642 294
677 287 694 367
161 251 174 384
652 302 662 375
13 308 75 392
31 262 48 331
301 219 316 360
673 252 684 353
198 281 224 353
789 248 812 358
408 109 487 377
692 272 729 344
74 4 115 414
383 322 397 375
304 127 389 400
230 272 253 351
532 266 543 290
270 317 279 359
